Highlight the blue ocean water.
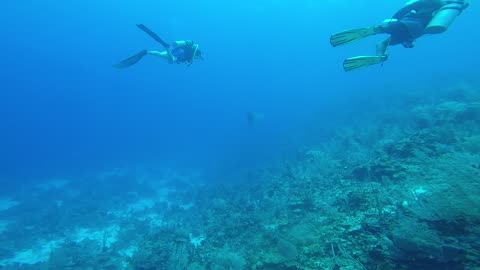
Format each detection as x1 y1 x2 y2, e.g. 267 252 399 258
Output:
0 1 479 269
0 0 474 181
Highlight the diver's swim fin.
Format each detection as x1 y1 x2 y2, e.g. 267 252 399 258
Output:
113 50 148 69
136 24 170 49
330 27 381 47
343 55 388 72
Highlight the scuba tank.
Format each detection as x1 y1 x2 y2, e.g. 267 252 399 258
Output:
425 0 470 34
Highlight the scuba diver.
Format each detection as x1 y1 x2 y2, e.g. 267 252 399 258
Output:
330 0 469 72
114 24 203 68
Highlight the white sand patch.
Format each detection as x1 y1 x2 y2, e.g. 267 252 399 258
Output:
0 239 63 266
119 245 138 258
189 233 206 248
179 202 195 210
71 225 120 248
0 198 19 212
108 191 174 219
0 224 124 266
127 199 155 212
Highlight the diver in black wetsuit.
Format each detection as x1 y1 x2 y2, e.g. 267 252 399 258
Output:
375 0 446 54
330 0 470 71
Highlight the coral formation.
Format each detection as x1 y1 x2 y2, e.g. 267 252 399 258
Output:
0 81 479 269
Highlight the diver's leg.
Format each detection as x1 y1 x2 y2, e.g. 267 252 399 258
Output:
113 50 148 69
378 21 410 46
376 37 391 56
136 24 170 49
147 50 176 64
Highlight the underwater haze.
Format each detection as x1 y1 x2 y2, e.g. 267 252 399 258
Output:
0 0 479 269
2 0 475 181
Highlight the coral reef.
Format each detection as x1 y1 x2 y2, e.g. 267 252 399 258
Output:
1 81 479 269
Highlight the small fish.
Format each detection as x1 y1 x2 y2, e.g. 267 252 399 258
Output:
247 112 264 126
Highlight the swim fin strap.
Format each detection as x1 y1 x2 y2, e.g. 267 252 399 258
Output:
343 55 388 72
330 26 381 47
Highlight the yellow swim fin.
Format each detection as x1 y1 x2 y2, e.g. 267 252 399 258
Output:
343 55 388 72
330 27 381 47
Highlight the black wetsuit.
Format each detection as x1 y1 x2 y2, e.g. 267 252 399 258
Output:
381 0 443 47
